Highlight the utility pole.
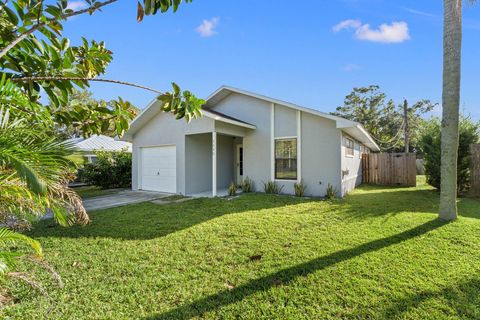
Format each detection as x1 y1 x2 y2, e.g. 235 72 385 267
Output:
403 99 409 153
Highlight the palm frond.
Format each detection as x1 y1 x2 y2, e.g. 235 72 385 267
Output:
0 228 42 257
0 106 90 226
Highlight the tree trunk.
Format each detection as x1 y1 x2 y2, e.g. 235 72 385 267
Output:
439 0 462 221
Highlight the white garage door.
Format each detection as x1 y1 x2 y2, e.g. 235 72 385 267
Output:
140 146 176 193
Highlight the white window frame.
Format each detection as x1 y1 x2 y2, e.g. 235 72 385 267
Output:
344 137 354 158
274 136 298 181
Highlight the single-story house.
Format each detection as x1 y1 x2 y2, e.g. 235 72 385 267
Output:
122 86 380 197
68 134 132 163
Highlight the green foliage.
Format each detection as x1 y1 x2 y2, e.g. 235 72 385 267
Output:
1 0 201 138
241 177 254 193
0 227 42 274
157 83 204 123
228 182 237 196
0 107 89 227
137 0 193 21
0 106 89 281
263 181 283 194
51 90 140 139
333 85 435 152
419 117 480 194
79 150 132 189
294 179 307 197
325 183 337 199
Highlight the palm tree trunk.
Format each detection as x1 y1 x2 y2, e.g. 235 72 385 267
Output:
439 0 462 220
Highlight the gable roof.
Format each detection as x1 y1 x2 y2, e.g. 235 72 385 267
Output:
68 135 132 153
123 98 256 141
205 86 380 151
123 86 380 151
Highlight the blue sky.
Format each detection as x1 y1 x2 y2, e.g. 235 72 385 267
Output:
63 0 480 119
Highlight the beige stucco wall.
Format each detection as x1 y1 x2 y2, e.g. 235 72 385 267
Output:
185 133 212 195
340 132 365 196
301 112 342 197
210 93 271 192
131 101 214 194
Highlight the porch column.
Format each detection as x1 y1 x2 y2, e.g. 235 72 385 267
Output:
212 131 217 197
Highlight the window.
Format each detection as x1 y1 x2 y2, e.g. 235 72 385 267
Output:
275 138 297 180
344 137 354 157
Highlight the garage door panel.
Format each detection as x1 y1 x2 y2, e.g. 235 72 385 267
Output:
140 146 176 193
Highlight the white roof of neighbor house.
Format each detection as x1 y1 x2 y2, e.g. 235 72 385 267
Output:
123 85 380 151
68 135 132 153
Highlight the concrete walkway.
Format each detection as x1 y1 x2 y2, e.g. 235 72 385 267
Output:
83 190 169 211
42 190 170 220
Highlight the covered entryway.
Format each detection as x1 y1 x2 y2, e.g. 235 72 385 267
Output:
140 146 176 193
185 133 242 197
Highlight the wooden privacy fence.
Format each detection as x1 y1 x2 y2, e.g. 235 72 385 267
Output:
471 144 480 197
362 153 416 187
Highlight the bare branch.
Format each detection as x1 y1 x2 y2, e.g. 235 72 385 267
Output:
0 0 118 60
10 76 162 94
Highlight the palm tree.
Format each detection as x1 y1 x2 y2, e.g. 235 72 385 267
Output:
439 0 463 220
0 85 90 276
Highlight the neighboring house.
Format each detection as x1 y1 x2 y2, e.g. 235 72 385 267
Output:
123 86 380 197
68 134 132 163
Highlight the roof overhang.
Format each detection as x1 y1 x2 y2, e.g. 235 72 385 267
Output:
339 124 380 151
202 110 256 129
122 97 256 142
122 97 159 141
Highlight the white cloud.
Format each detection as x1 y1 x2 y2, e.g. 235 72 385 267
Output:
333 19 410 44
196 17 220 37
403 7 437 18
342 64 361 72
66 1 87 11
355 22 410 43
332 19 362 32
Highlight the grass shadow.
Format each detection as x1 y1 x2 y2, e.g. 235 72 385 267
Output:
380 277 480 319
28 194 316 240
339 184 480 221
143 219 448 320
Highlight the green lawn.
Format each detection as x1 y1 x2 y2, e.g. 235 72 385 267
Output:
2 177 480 319
73 186 118 199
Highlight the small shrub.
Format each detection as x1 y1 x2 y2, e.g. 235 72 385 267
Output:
294 179 307 197
78 150 131 189
228 182 237 196
263 181 284 194
241 176 254 193
326 183 337 199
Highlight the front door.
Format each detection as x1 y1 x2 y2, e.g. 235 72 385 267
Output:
236 144 243 184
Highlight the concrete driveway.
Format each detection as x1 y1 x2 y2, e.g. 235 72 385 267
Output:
83 190 169 211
